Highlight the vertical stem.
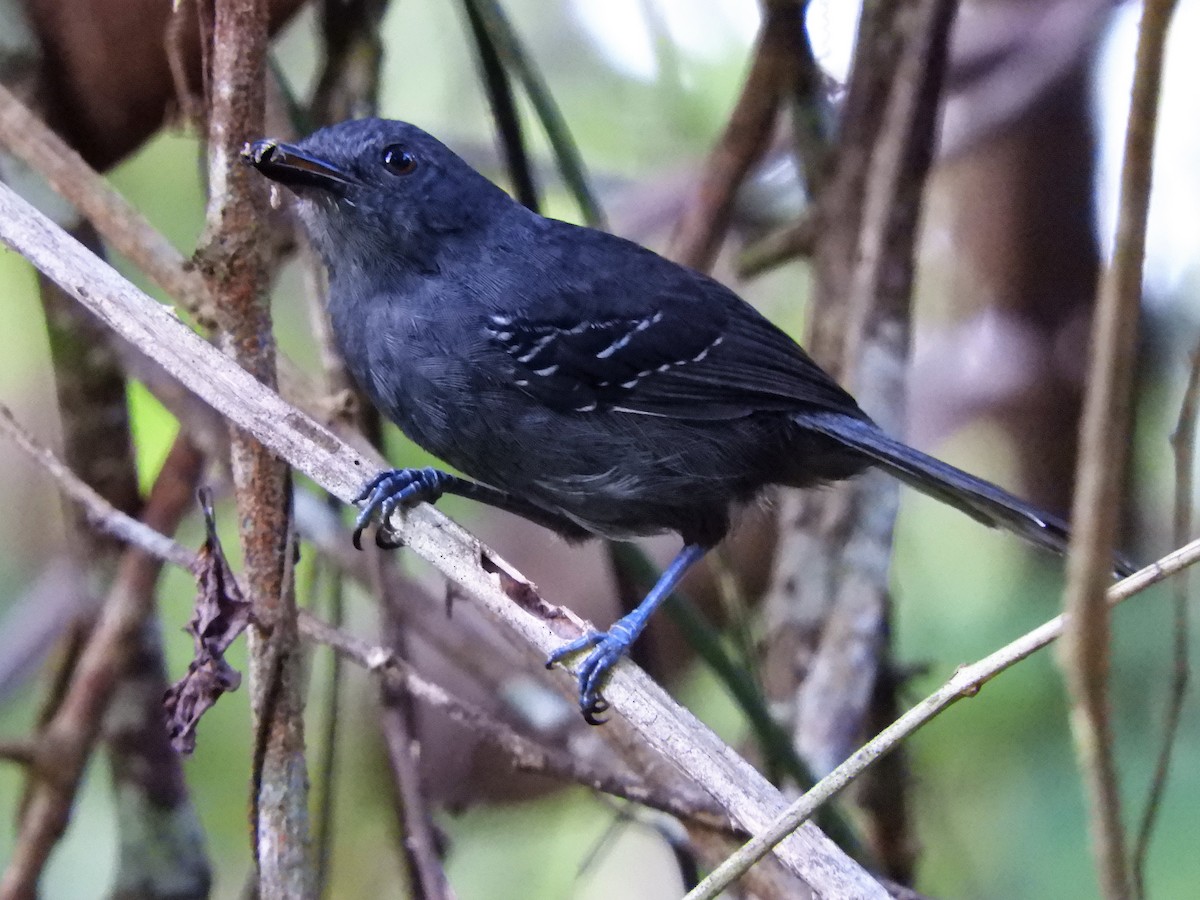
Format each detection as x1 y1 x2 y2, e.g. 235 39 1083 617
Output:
1132 343 1198 896
1060 2 1176 898
200 0 311 895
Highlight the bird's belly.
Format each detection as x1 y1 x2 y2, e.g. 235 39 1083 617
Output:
368 367 768 543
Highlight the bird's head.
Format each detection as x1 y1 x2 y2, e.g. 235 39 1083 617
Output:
244 118 513 275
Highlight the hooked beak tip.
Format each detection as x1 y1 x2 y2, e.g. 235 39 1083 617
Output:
241 139 280 168
242 139 357 192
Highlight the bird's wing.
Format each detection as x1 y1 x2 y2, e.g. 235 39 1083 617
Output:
484 249 864 421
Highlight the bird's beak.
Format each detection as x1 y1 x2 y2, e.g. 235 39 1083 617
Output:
242 140 359 192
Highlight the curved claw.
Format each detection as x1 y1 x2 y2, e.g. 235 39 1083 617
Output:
375 527 404 550
546 630 631 723
582 697 609 726
351 468 449 551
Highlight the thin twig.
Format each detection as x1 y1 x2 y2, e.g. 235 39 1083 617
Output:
305 5 390 880
1059 3 1176 897
1132 342 1198 895
306 562 342 899
0 81 211 320
309 0 388 124
295 610 734 833
685 542 1200 900
0 740 36 768
460 0 604 227
166 0 206 131
0 178 887 898
37 223 142 556
779 0 834 196
461 0 540 212
736 211 818 278
0 406 193 569
667 1 797 271
378 577 452 899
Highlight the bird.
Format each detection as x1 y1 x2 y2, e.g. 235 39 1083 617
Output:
244 118 1133 722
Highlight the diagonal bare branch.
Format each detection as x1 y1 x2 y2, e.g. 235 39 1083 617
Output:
686 541 1200 900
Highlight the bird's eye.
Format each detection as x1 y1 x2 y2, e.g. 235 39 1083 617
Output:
382 145 418 176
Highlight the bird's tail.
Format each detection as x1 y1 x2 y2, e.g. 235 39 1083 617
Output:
796 411 1135 578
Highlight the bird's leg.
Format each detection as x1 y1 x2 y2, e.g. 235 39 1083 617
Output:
547 542 709 723
353 467 584 549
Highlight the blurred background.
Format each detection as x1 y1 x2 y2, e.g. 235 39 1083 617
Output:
0 0 1198 897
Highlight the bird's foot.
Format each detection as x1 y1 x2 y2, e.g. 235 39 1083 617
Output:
353 467 451 550
546 620 639 724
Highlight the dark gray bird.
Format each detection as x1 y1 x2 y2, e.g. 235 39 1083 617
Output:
245 118 1132 722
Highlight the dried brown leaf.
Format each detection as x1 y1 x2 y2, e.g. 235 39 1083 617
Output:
164 487 251 753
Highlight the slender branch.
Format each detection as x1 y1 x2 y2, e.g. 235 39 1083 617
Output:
761 0 957 881
667 1 797 272
1133 341 1198 895
305 4 390 882
377 574 452 899
0 81 211 320
0 405 193 569
685 542 1200 900
37 223 142 556
0 179 887 899
377 694 449 900
460 0 605 227
0 740 37 768
1059 3 1176 896
736 211 818 278
295 610 734 833
310 0 388 124
461 0 540 212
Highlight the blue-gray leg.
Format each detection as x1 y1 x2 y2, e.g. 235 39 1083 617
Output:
547 543 709 723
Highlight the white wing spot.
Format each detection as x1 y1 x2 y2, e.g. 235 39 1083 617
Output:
596 331 634 359
516 332 557 362
533 364 560 376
